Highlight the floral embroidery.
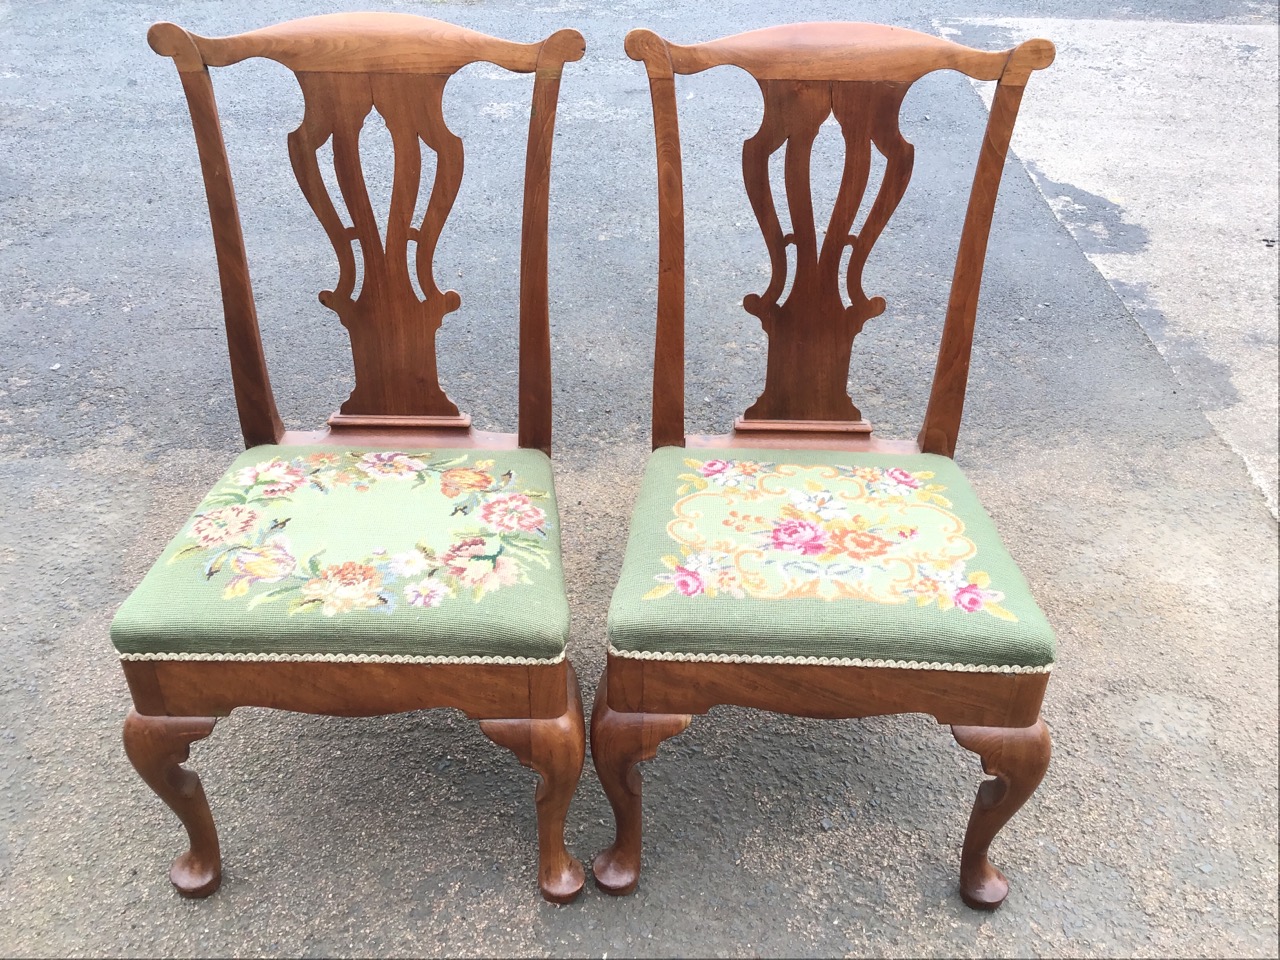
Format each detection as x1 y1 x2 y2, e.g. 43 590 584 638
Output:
189 505 262 548
170 451 552 616
355 451 428 480
645 458 1016 621
480 493 547 533
223 540 295 598
234 458 309 498
301 561 385 616
439 466 495 498
405 578 451 608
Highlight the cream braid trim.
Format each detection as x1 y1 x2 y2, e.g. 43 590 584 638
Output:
607 646 1052 673
119 650 566 666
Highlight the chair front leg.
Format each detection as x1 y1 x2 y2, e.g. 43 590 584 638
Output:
479 663 586 904
951 718 1051 910
122 709 222 897
589 670 690 896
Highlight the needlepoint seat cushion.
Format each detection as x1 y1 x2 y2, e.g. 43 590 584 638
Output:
111 445 570 663
607 447 1055 673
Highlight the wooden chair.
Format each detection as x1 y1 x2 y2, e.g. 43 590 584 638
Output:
593 24 1057 909
115 14 587 904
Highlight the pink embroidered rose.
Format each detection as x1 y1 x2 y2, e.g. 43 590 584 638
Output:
769 519 827 556
405 579 450 608
189 505 261 548
234 458 307 497
701 459 732 478
953 583 986 612
883 467 920 489
480 493 546 533
456 554 522 595
356 452 427 480
671 566 705 597
442 536 490 575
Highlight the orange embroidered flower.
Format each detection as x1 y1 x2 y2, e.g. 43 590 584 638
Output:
301 562 384 616
911 577 943 600
828 526 892 560
440 467 494 498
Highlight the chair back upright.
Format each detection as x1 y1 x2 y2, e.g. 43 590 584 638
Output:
150 14 586 452
625 24 1054 455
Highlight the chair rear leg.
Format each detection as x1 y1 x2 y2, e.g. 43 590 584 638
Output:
950 719 1051 910
589 669 690 896
480 663 586 904
122 709 222 897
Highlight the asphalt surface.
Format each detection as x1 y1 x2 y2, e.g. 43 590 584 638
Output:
947 15 1280 518
1 0 1277 956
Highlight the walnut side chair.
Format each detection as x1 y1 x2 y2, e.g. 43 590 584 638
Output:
114 14 587 904
593 24 1057 910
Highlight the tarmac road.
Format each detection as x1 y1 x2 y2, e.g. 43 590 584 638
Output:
1 0 1276 956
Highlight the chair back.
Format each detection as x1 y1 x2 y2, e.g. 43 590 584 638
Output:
150 14 585 451
625 24 1054 455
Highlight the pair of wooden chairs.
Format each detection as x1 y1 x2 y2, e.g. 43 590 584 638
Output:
115 14 1056 910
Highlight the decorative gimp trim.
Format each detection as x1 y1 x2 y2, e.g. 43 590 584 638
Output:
119 650 566 666
607 646 1052 674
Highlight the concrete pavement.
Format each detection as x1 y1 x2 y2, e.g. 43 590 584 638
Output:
1 0 1276 956
942 15 1279 518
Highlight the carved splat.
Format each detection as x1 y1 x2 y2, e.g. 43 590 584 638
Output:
739 79 914 428
289 71 467 426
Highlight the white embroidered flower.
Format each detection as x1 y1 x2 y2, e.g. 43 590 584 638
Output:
405 579 450 608
679 552 723 578
389 550 430 577
233 458 308 497
789 489 848 521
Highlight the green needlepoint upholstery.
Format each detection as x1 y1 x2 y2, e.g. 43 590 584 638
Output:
111 445 570 662
607 447 1055 671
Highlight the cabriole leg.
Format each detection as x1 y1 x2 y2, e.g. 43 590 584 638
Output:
589 668 690 896
122 709 222 897
479 663 587 904
951 718 1052 910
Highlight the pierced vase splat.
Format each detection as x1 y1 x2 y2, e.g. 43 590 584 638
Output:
289 71 468 427
738 79 914 431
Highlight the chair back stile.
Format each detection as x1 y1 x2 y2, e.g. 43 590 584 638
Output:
148 14 585 453
624 24 1054 455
